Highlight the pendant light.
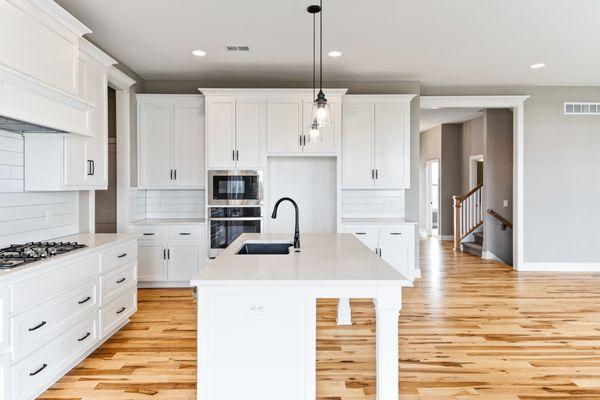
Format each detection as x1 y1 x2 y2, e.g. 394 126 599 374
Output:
307 4 323 142
312 0 331 129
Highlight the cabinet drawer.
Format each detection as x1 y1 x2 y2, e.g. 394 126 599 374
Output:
342 225 378 243
100 262 137 307
100 290 137 338
11 316 98 400
100 240 137 274
11 280 97 362
379 225 413 241
12 255 98 314
130 224 168 240
168 225 205 241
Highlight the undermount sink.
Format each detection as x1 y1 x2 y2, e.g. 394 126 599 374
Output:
236 242 292 255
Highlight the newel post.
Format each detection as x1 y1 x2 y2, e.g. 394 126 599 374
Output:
453 195 461 251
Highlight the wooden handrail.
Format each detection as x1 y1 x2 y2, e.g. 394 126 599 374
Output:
487 209 512 230
458 183 483 202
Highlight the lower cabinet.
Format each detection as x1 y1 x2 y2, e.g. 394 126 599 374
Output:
342 223 418 280
131 223 206 285
0 353 8 400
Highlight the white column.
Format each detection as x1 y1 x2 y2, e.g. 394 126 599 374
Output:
375 287 402 400
336 297 352 325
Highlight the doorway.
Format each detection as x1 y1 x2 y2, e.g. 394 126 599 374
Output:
95 87 117 233
469 154 484 188
425 159 440 237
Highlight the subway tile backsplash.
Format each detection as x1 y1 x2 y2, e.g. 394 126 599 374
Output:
130 189 205 220
341 190 405 219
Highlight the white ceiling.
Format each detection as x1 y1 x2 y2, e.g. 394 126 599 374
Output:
55 0 600 86
419 108 482 132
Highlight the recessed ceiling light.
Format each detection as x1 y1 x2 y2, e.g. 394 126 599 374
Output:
192 49 207 57
328 50 342 58
530 63 545 69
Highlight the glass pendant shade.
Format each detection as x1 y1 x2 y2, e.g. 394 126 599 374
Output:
312 90 331 127
308 118 323 143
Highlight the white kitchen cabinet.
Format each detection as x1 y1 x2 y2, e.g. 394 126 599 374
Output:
23 40 115 191
0 288 9 357
0 353 7 400
206 97 263 169
342 95 415 189
342 222 418 280
138 95 205 189
131 222 206 286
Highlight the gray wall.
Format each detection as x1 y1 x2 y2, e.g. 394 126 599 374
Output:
461 115 484 193
419 126 442 230
483 109 513 264
440 124 462 237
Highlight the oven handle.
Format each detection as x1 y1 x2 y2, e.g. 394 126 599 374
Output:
208 217 263 221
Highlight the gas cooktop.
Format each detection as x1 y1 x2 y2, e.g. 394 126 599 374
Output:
0 242 87 270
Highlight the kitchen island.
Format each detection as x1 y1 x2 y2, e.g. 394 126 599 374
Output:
190 233 412 400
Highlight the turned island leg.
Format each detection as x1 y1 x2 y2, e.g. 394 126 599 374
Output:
375 287 402 400
336 297 352 325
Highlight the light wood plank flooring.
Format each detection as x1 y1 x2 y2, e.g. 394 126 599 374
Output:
40 238 600 399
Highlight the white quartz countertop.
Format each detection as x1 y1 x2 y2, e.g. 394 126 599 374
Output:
130 218 205 225
0 233 136 281
191 233 412 287
341 218 418 225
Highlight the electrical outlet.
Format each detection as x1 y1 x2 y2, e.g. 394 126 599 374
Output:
248 304 268 316
503 200 509 207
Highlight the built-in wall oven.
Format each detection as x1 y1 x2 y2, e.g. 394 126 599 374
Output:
208 206 262 258
208 170 263 206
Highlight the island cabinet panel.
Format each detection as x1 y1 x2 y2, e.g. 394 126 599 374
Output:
342 95 415 189
0 353 7 400
202 293 311 400
138 95 205 189
0 288 9 357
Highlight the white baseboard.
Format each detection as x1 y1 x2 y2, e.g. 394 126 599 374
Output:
516 262 600 272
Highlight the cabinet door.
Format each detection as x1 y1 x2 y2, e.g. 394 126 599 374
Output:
0 288 9 356
173 103 205 188
64 136 89 186
266 99 302 153
341 103 375 188
84 58 109 188
379 240 410 278
0 353 7 400
138 242 168 281
302 99 337 153
374 103 409 188
139 104 173 188
235 99 263 169
168 241 201 281
206 99 236 169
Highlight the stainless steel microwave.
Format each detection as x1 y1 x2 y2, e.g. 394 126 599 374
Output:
207 170 263 206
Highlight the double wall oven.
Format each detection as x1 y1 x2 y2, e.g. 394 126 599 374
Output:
207 170 263 258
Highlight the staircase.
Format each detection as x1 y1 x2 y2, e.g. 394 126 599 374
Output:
462 232 483 256
453 184 483 252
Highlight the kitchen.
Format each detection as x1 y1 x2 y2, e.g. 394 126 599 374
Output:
0 1 418 399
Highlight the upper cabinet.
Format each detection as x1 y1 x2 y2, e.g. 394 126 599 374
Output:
342 95 415 189
265 91 344 155
138 95 205 189
205 96 263 170
23 40 116 191
0 0 95 136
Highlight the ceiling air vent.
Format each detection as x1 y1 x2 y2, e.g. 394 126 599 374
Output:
226 45 250 52
564 103 600 115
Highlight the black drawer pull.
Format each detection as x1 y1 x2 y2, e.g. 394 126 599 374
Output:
78 296 92 304
28 321 47 332
355 232 367 235
116 277 126 284
179 232 191 236
116 307 126 315
142 233 155 236
29 363 48 376
389 232 403 235
77 332 91 342
117 253 127 258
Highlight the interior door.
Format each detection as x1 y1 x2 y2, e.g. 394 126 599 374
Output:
379 240 410 278
138 241 168 281
207 99 236 169
139 104 173 188
173 103 204 188
168 241 200 281
374 103 407 188
266 99 302 153
235 99 262 169
341 103 375 188
302 99 336 153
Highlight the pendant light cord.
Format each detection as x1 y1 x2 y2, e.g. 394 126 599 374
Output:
313 12 316 101
319 0 323 91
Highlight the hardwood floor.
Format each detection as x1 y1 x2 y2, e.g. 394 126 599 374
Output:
39 238 600 399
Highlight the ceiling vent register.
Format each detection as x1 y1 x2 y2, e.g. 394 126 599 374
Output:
564 103 600 115
226 46 250 52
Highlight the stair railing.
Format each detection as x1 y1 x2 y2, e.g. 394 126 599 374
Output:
453 184 483 251
487 209 512 231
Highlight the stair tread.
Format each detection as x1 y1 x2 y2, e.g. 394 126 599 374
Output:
463 241 482 250
474 232 484 238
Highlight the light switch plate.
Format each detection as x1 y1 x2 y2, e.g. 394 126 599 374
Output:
503 200 509 207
